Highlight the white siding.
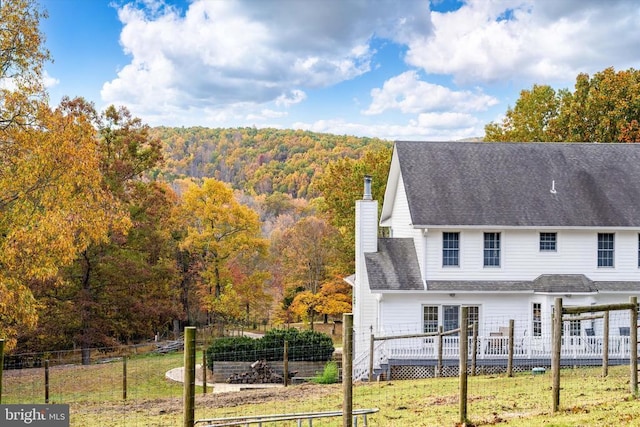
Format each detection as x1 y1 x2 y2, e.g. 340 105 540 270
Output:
421 229 640 281
388 173 414 237
379 293 531 337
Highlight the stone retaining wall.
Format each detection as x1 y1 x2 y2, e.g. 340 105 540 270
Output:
209 360 329 383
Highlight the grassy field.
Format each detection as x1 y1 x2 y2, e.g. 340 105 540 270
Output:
3 349 639 426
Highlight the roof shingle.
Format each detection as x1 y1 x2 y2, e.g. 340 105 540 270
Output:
396 141 640 227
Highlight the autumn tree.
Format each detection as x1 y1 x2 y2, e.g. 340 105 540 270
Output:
0 102 122 351
178 178 269 331
313 148 391 274
0 0 49 129
485 67 640 143
273 216 342 330
15 100 173 360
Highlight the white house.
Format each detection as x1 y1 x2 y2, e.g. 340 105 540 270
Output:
351 141 640 378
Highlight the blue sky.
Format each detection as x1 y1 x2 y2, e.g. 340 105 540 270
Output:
39 0 640 140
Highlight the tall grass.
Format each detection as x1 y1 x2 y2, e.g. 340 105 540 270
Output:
3 352 639 426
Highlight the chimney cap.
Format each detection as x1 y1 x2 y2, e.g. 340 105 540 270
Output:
363 175 372 200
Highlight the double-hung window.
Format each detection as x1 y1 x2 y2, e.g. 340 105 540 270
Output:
423 305 480 336
483 232 501 267
597 233 614 267
532 303 542 337
423 306 439 334
539 232 557 251
442 232 460 267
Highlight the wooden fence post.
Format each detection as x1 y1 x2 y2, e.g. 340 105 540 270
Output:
630 296 638 396
122 356 127 400
45 360 50 404
0 339 4 404
342 314 353 427
459 307 468 426
552 298 562 412
202 350 207 394
283 340 289 387
437 326 443 378
507 319 514 377
183 326 196 427
603 311 609 377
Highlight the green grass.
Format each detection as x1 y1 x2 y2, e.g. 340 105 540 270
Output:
3 354 639 426
2 351 193 404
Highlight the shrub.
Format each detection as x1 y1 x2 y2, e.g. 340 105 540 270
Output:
206 328 334 366
311 361 339 384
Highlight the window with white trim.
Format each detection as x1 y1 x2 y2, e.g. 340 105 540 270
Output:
442 232 460 267
483 232 501 267
467 306 479 336
532 303 542 337
539 232 557 251
597 233 614 267
443 305 459 333
422 305 480 336
423 306 438 334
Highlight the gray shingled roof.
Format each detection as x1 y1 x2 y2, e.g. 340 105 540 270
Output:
426 275 639 293
365 238 423 290
396 141 640 227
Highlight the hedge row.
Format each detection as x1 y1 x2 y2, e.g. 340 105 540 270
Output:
206 328 334 365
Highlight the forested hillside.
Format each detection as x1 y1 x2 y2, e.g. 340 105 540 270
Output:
151 126 391 198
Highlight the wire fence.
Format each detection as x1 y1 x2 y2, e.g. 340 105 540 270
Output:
1 309 638 427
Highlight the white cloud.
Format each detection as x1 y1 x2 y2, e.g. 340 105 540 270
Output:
412 112 481 129
102 0 431 113
364 71 497 115
275 90 307 108
246 109 288 121
43 71 60 90
406 0 640 84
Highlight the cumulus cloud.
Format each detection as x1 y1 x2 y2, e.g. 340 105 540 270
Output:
102 0 431 113
405 0 640 84
363 70 497 115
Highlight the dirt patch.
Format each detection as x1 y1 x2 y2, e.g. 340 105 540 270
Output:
75 383 341 416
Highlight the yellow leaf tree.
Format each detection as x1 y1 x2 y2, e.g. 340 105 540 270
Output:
178 178 269 331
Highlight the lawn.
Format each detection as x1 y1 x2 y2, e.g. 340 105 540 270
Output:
3 350 638 426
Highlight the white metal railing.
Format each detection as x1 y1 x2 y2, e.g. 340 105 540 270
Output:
353 339 387 381
382 335 633 360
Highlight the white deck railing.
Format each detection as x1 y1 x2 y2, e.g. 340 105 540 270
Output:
383 335 632 360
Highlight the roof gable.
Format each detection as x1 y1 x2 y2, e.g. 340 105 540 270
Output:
393 141 640 227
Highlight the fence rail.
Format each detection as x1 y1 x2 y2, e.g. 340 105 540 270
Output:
195 408 379 427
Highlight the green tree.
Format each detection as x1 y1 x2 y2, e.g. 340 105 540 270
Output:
484 84 564 142
485 67 640 143
313 148 391 274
